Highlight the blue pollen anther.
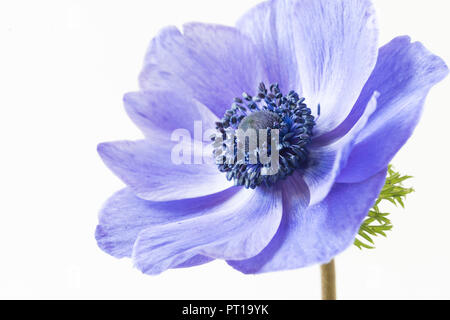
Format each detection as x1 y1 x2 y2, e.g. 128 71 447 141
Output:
212 83 316 189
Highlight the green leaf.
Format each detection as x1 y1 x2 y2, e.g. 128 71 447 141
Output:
354 165 414 250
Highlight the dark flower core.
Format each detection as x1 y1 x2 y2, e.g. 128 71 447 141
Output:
212 83 315 189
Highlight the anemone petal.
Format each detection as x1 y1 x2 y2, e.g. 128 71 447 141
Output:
237 0 379 136
139 23 267 118
227 169 386 274
132 187 282 275
96 188 236 267
124 90 218 139
303 92 378 205
97 140 233 201
338 36 449 183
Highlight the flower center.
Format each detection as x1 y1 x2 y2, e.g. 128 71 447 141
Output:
212 83 315 189
238 111 280 131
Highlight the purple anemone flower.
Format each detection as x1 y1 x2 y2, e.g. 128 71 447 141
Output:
96 0 448 275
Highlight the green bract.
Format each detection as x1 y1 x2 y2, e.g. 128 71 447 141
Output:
354 165 414 250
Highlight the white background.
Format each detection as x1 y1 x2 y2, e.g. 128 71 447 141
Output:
0 0 449 299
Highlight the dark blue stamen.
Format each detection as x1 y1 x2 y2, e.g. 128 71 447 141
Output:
213 83 316 189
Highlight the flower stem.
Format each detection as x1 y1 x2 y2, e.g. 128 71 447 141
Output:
320 259 336 300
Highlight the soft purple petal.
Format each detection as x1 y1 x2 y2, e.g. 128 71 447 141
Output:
173 255 214 269
96 188 238 267
303 93 378 205
139 23 267 118
337 36 448 183
124 91 218 139
227 169 387 274
236 0 300 92
132 187 283 275
97 140 233 201
238 0 379 135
